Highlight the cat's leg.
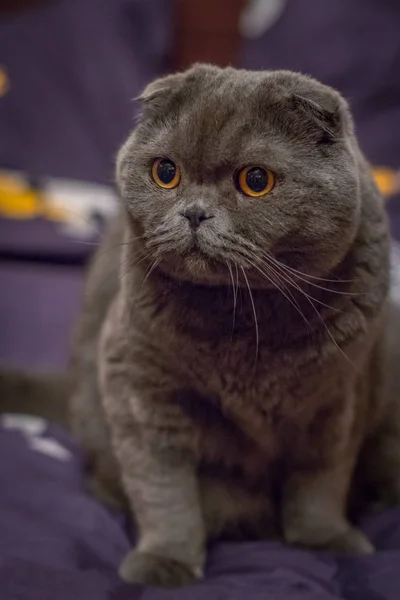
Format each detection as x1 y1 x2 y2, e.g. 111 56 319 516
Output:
355 330 400 510
87 449 128 512
282 387 374 555
103 392 204 586
283 460 373 554
100 314 205 587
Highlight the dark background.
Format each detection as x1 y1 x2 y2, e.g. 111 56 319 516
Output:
1 0 399 370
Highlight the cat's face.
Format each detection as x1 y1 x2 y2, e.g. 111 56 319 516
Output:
117 65 361 287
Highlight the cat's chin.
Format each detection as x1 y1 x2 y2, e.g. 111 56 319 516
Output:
158 251 230 286
183 252 210 275
157 254 281 289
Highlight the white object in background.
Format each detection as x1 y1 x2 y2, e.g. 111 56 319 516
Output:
240 0 287 39
45 178 118 237
2 414 46 437
28 436 72 462
1 413 72 462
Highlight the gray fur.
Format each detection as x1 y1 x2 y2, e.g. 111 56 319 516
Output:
70 64 395 587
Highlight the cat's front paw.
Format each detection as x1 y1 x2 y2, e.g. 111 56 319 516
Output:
119 550 202 587
284 520 374 555
325 527 375 555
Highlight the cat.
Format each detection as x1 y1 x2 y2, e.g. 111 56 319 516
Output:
70 64 397 587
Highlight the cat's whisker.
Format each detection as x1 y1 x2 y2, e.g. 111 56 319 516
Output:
267 253 355 283
258 254 342 314
234 261 243 312
275 259 355 284
240 266 259 364
238 249 348 363
234 264 239 316
71 239 101 246
301 293 357 369
261 251 360 296
226 261 237 340
259 263 314 330
90 250 145 300
145 232 182 253
219 242 344 314
90 235 146 266
220 232 258 256
142 257 162 286
234 262 239 296
151 225 173 238
242 256 313 333
261 257 357 369
117 251 154 287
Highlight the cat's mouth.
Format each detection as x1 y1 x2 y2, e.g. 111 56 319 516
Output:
181 238 214 272
182 251 210 274
157 236 226 284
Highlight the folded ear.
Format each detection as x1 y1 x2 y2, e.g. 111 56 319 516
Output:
137 72 185 114
290 89 351 143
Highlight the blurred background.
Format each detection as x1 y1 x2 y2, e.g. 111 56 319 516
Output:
1 0 399 372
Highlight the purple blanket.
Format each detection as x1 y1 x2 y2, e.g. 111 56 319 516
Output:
0 415 399 599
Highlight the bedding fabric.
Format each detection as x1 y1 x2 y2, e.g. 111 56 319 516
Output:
0 414 399 600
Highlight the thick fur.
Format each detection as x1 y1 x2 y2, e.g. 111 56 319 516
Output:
70 65 395 586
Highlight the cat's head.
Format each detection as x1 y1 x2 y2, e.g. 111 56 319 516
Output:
117 64 361 287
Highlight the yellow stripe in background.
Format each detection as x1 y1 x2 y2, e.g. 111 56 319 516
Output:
0 67 9 97
373 167 400 198
0 173 66 222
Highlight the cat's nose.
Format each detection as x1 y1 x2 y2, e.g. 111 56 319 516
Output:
181 205 213 230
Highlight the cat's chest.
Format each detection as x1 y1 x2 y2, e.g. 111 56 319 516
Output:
175 318 358 428
176 332 312 401
177 334 324 437
173 344 337 478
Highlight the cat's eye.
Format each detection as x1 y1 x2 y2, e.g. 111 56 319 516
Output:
151 158 181 189
237 166 275 197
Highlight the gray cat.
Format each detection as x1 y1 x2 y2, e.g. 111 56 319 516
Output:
70 64 398 587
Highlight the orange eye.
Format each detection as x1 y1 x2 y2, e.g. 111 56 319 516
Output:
237 166 275 197
151 158 181 189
